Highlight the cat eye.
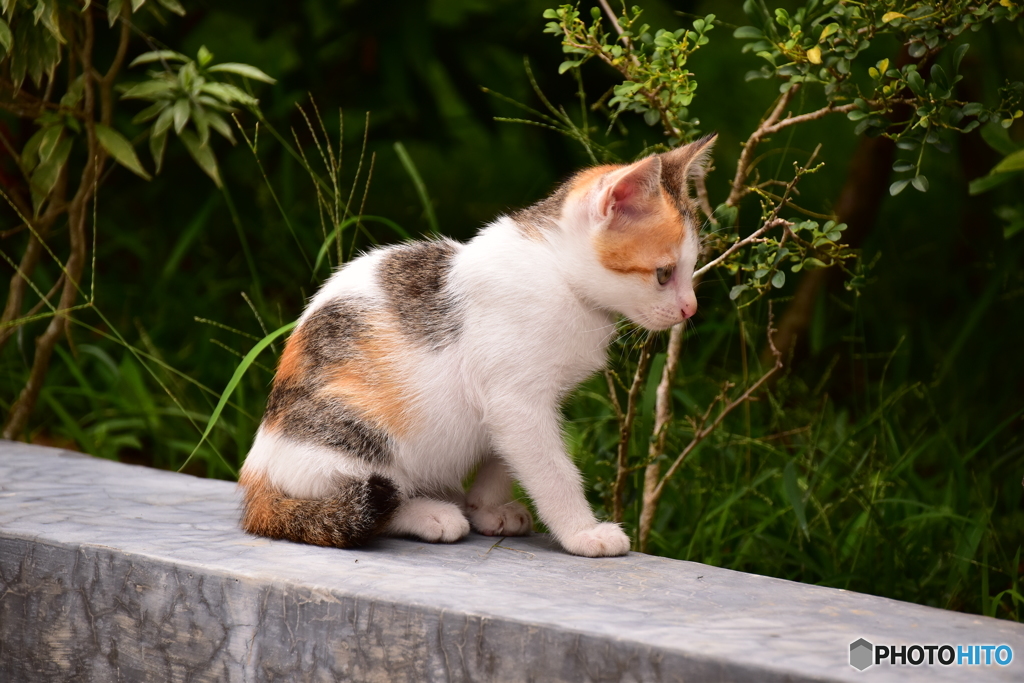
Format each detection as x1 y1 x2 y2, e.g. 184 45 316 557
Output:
656 265 674 286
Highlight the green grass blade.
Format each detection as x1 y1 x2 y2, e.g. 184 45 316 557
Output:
313 215 411 275
393 141 439 235
179 320 296 476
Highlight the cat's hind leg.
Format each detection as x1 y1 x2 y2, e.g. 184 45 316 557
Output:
386 497 471 543
466 455 533 537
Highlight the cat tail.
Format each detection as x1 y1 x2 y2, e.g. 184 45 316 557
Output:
239 470 401 548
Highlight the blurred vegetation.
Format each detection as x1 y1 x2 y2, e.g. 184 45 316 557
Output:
1 0 1021 622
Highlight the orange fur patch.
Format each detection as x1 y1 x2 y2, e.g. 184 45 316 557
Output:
323 320 414 437
566 164 619 200
275 328 305 383
594 189 688 275
238 468 277 535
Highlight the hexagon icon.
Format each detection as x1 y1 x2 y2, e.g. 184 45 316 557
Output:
850 638 874 671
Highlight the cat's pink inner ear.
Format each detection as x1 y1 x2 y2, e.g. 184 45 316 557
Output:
600 156 663 220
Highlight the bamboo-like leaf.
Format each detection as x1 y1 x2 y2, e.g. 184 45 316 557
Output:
131 0 146 12
122 79 176 100
179 130 222 187
95 123 152 180
30 137 72 215
0 18 12 56
145 108 173 142
206 62 277 84
207 111 235 144
192 102 210 147
200 82 258 106
150 127 168 174
131 101 167 125
156 0 186 16
129 50 188 68
37 124 64 162
107 0 123 27
172 97 190 134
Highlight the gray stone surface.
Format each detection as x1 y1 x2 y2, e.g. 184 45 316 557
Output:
0 441 1021 682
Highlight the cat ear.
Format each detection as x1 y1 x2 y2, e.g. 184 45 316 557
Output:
598 155 663 221
660 133 717 198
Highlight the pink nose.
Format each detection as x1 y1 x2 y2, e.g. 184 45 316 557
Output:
680 298 697 319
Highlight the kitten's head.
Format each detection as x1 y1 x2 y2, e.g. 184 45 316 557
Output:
560 134 716 331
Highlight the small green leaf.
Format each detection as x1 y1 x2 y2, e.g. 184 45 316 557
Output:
733 26 763 39
131 0 145 12
890 178 911 196
771 270 786 288
206 63 277 84
729 284 749 300
892 161 915 173
993 148 1024 174
911 175 929 192
95 123 151 180
197 46 214 67
803 257 828 270
968 172 1013 195
557 60 579 75
179 130 222 187
953 44 969 74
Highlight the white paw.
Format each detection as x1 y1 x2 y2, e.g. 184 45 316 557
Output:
561 523 631 557
388 498 470 543
468 501 533 537
418 509 471 543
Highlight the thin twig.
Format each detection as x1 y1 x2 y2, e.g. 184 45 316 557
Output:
612 335 656 523
651 306 783 503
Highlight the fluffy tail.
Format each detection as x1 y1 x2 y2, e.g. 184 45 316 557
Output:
239 471 400 548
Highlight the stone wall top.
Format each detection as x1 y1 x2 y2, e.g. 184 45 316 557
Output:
1 441 1021 682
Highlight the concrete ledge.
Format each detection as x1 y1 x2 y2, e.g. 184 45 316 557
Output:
1 442 1021 682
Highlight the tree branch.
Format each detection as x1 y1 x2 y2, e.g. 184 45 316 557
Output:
650 307 783 505
611 335 655 523
638 322 684 550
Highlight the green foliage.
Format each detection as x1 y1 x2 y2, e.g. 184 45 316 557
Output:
124 45 276 183
1 0 1021 625
544 4 715 138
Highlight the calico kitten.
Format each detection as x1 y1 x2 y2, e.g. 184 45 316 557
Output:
239 134 715 557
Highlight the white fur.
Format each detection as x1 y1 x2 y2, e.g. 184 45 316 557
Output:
244 154 706 558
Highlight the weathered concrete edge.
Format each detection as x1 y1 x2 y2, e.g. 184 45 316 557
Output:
0 531 813 683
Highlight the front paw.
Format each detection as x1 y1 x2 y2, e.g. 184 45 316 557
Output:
468 501 533 536
561 523 630 557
